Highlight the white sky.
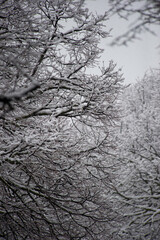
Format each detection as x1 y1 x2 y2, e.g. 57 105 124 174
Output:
86 0 160 84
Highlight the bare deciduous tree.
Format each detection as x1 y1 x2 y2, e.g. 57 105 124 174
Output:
0 0 123 239
113 69 160 239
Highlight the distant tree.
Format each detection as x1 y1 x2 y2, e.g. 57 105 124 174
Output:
113 69 160 239
0 0 123 239
108 0 160 45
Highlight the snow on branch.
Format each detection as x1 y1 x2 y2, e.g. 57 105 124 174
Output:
0 56 40 111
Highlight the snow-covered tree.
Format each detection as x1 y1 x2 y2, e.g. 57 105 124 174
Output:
0 0 123 239
114 69 160 239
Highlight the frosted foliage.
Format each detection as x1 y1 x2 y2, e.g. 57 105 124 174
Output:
114 69 160 239
0 0 123 239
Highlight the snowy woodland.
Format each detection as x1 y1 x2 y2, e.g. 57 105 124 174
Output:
0 0 160 239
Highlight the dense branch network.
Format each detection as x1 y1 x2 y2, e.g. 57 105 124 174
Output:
0 0 123 239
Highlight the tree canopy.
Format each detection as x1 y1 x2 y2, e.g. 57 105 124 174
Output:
114 69 160 239
0 0 123 239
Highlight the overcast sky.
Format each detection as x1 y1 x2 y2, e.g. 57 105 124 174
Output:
86 0 160 84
